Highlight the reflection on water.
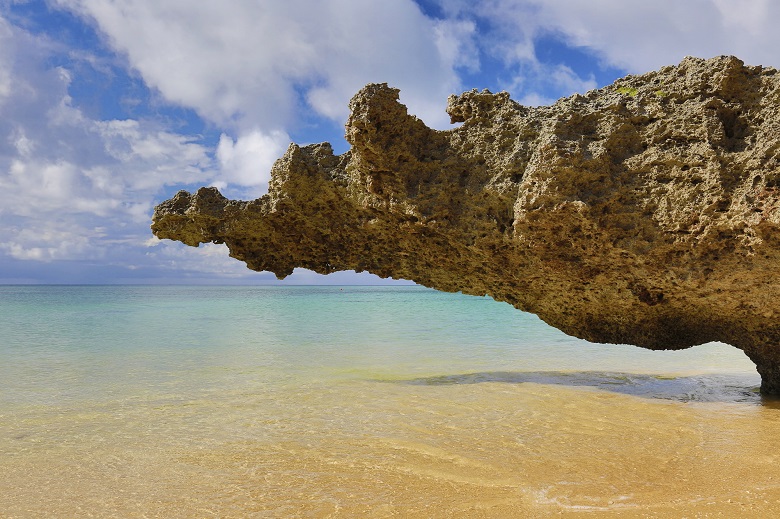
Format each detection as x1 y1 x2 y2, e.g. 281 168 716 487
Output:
2 286 780 517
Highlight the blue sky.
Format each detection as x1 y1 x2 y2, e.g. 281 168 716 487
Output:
1 0 779 284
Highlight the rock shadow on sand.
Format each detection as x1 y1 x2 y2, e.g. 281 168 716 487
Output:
384 371 776 405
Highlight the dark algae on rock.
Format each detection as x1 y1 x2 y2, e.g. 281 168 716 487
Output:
152 56 780 394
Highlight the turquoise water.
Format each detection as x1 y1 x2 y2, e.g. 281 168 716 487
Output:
0 285 759 408
1 285 773 517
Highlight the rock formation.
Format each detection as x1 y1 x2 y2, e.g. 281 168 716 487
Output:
152 56 780 394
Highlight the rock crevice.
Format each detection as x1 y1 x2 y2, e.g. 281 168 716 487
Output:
152 56 780 394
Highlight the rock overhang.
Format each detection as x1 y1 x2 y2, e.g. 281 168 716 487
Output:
152 56 780 394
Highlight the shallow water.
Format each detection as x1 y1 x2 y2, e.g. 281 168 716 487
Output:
1 285 778 517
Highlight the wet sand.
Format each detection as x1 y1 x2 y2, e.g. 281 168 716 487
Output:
3 375 780 517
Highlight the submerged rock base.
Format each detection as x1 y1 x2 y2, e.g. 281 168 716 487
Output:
153 56 780 394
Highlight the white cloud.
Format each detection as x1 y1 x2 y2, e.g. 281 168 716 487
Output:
142 240 411 284
144 241 261 278
2 224 92 261
0 18 13 103
0 8 310 281
215 130 289 198
433 18 480 75
55 0 466 130
713 0 767 25
462 0 780 74
11 129 35 157
425 0 780 107
6 0 780 284
1 100 213 219
91 119 212 191
0 14 219 272
504 62 597 106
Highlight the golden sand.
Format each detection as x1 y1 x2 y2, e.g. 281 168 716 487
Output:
3 377 780 517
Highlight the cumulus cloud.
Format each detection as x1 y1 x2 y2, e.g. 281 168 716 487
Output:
2 223 92 262
455 0 780 75
0 14 217 274
5 0 780 283
425 0 780 107
215 130 289 198
433 17 480 75
143 241 264 278
92 119 212 191
0 9 321 282
501 62 597 106
55 0 466 130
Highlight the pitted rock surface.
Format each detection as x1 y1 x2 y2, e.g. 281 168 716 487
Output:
152 56 780 393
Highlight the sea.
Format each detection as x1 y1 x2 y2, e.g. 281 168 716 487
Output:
1 285 779 517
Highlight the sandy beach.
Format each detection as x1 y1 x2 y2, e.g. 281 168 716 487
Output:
2 285 777 517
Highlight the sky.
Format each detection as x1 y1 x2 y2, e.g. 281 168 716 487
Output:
1 0 779 284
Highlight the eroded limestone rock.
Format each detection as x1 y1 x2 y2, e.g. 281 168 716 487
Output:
152 56 780 394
